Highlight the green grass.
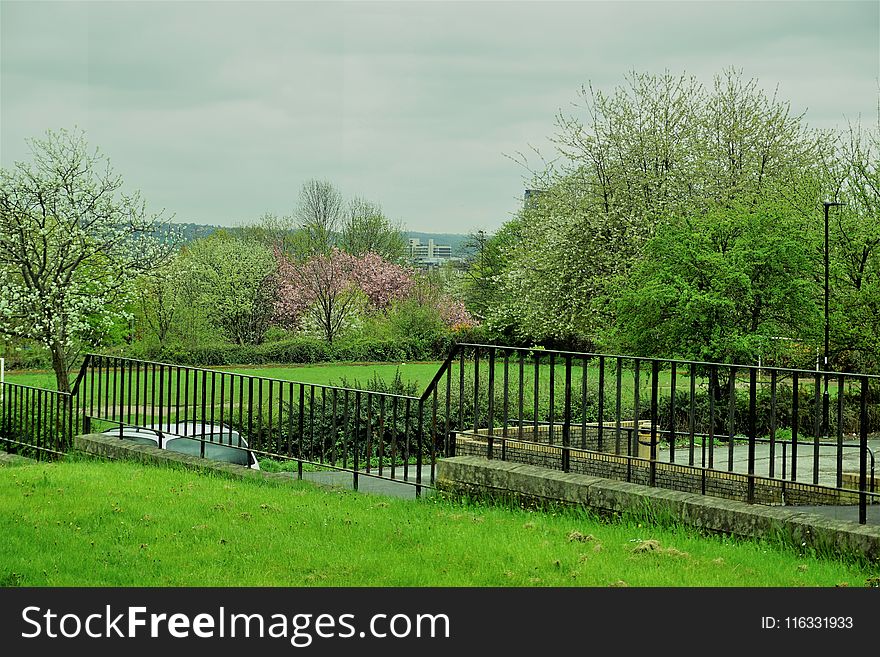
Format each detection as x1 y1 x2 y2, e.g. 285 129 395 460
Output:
0 457 877 587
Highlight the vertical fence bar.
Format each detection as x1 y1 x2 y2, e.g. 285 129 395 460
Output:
614 357 621 455
727 367 736 471
748 367 757 503
309 386 316 466
365 392 373 474
487 349 495 459
390 395 398 479
533 351 540 440
650 360 658 486
707 365 716 469
792 373 799 481
669 364 676 462
548 353 555 445
246 377 253 448
298 384 305 479
517 352 524 442
353 391 360 491
431 387 438 484
562 355 572 473
502 351 509 444
158 365 165 436
836 373 845 489
445 358 452 457
581 356 588 450
403 397 411 481
111 359 118 424
632 359 640 460
859 376 868 525
814 372 822 485
287 382 295 461
174 367 181 433
769 369 777 478
321 388 327 464
267 379 274 454
458 350 465 443
416 398 424 497
472 347 480 434
126 360 133 426
688 363 696 466
331 388 339 468
813 374 828 484
378 395 386 476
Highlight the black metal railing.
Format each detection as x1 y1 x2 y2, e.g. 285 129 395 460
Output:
447 344 879 524
0 359 89 460
77 353 461 496
2 344 878 523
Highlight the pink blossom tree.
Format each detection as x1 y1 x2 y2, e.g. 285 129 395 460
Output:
274 248 416 343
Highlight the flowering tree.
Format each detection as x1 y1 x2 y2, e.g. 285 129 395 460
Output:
274 248 415 343
0 129 175 392
350 252 414 309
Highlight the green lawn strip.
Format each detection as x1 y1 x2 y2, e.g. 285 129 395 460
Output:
0 458 876 587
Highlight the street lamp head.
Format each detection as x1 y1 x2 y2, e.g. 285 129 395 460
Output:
823 200 845 208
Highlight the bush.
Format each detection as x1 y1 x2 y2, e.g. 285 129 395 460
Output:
118 335 457 368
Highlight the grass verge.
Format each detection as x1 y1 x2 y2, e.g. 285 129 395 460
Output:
0 455 878 587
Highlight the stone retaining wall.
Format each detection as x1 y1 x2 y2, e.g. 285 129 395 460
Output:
455 431 872 506
436 455 880 563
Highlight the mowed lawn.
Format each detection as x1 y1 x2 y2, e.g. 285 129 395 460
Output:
1 361 444 392
0 458 878 588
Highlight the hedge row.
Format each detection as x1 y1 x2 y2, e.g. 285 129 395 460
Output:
125 335 458 367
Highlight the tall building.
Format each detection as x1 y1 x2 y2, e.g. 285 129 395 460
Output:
408 238 453 269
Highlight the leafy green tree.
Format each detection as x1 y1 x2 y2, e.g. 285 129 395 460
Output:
609 205 822 368
827 114 880 372
180 233 277 345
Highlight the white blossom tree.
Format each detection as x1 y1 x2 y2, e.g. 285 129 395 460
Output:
0 128 176 391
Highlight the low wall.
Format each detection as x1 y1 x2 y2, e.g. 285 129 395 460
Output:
455 431 873 507
436 455 880 563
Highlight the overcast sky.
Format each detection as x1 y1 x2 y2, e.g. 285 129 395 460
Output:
2 1 878 235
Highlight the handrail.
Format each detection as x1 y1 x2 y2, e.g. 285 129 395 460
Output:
452 342 880 381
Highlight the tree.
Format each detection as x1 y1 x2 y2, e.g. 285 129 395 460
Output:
294 179 343 256
609 205 822 368
274 248 362 344
339 197 407 262
481 68 833 348
134 264 181 346
826 113 880 372
181 233 277 345
274 249 416 343
0 128 175 391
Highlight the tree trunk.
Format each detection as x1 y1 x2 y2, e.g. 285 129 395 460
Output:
50 342 71 394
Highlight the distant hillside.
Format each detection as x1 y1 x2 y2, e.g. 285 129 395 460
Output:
156 223 475 257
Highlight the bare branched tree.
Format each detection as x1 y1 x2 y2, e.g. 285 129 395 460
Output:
295 179 343 255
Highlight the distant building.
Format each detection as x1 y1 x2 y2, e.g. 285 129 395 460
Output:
408 238 454 269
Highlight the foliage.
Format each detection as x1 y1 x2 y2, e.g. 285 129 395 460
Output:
0 128 176 391
608 205 823 367
274 248 415 343
480 68 834 350
179 232 277 346
339 197 408 263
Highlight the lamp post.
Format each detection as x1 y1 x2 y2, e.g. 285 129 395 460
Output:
822 200 844 438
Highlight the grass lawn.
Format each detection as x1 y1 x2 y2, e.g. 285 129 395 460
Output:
0 457 877 587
